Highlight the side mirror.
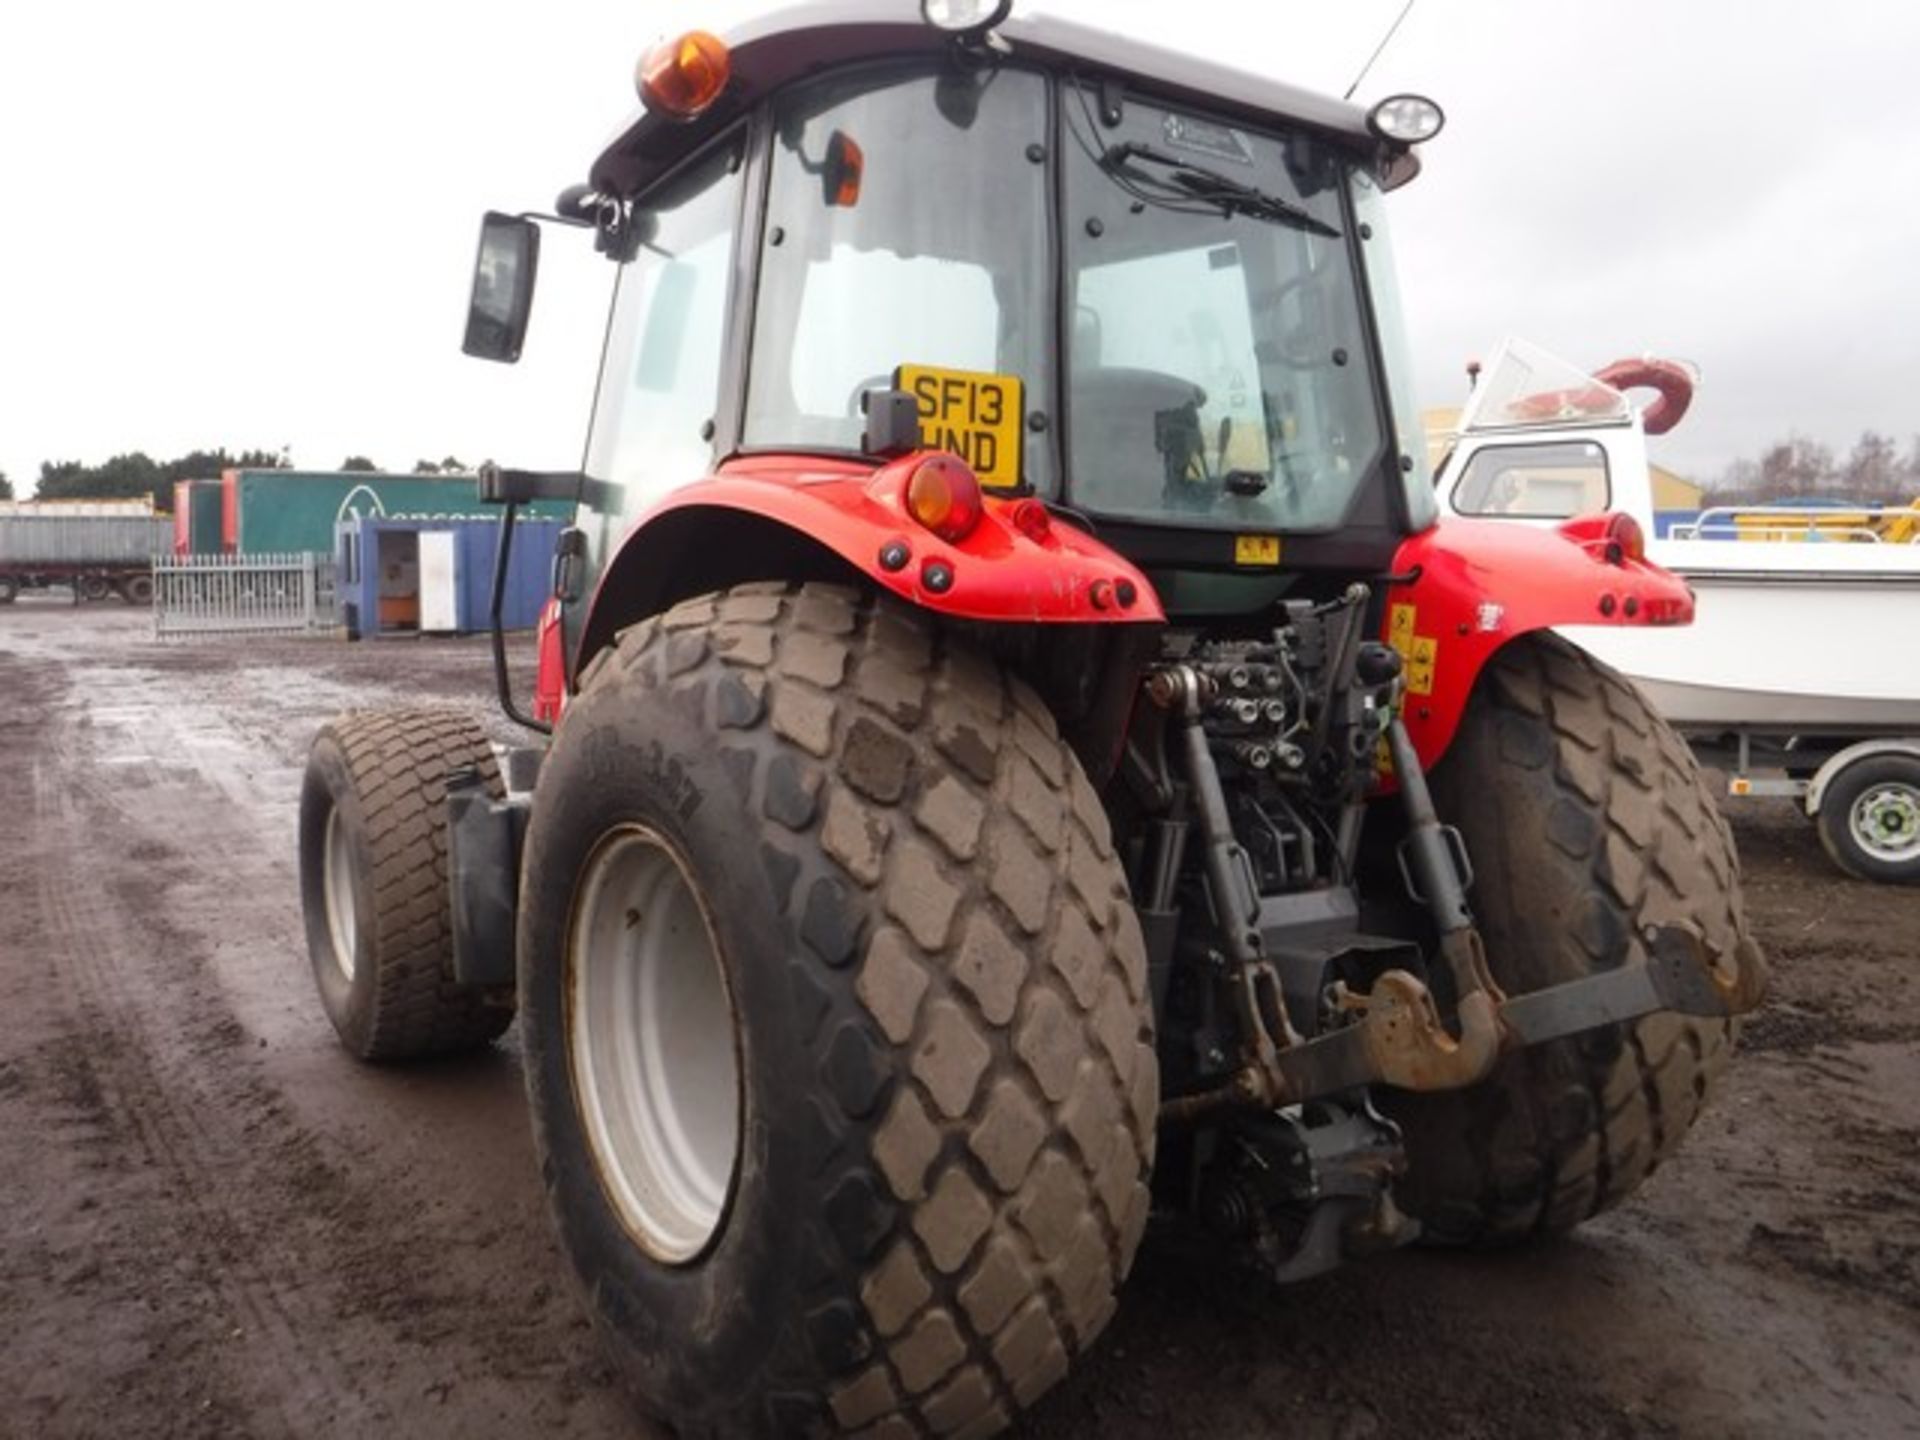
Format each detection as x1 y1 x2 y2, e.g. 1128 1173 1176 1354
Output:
551 526 588 605
462 212 541 363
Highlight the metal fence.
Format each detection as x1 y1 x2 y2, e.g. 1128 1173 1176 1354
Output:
153 552 337 638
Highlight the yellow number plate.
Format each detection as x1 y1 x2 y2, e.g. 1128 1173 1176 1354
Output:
1234 534 1282 566
894 364 1023 490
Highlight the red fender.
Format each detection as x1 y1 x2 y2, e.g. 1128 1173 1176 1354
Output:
1382 514 1693 769
1592 357 1695 436
597 451 1167 625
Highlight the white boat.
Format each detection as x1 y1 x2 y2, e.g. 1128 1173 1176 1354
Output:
1434 338 1920 882
1434 337 1920 735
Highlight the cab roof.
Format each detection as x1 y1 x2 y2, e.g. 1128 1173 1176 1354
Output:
588 1 1400 199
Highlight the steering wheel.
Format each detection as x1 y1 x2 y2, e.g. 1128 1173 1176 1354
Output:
1254 274 1334 371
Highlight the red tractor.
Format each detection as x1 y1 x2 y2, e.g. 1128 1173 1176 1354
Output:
299 5 1765 1435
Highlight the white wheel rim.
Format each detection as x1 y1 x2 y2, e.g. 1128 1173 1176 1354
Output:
1850 783 1920 863
568 825 741 1264
322 806 359 982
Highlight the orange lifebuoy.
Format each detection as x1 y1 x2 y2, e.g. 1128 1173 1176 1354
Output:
1508 385 1619 422
1593 357 1695 436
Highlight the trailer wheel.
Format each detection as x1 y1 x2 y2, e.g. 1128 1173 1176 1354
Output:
1816 753 1920 884
298 709 512 1059
1381 632 1751 1246
78 574 111 602
0 577 15 604
123 573 155 606
517 583 1155 1439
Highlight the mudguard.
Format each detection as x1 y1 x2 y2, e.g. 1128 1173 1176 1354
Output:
1384 514 1693 767
630 454 1162 620
544 452 1167 722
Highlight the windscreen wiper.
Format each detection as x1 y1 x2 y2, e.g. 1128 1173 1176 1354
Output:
1101 142 1341 238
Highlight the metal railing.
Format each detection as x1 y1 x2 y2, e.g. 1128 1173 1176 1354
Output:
153 552 337 638
1672 504 1920 544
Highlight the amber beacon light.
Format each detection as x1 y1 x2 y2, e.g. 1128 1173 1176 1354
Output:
905 455 983 543
637 31 731 119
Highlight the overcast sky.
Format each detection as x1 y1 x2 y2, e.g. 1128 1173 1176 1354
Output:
2 0 1914 495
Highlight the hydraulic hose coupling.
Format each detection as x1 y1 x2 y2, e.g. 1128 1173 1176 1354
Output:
1145 664 1214 714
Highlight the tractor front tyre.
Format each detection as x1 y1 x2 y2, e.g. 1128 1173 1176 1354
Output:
298 709 512 1059
517 583 1156 1440
1381 632 1751 1247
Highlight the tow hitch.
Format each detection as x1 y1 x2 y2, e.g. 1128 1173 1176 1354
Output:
1158 668 1766 1122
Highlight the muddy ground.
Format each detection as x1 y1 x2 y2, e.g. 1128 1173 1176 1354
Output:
1 601 1914 1440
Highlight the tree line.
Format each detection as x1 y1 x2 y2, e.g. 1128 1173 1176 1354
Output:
1703 431 1920 507
22 450 473 511
12 432 1914 515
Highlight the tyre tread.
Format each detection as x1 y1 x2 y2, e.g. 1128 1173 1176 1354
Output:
317 709 508 1058
563 584 1153 1438
1388 632 1747 1247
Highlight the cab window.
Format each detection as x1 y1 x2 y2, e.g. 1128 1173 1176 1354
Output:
1452 440 1610 517
745 66 1052 493
583 140 744 557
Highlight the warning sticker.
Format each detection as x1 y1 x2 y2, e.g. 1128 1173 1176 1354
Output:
1388 603 1438 697
1234 534 1281 566
1407 636 1438 697
1388 603 1417 651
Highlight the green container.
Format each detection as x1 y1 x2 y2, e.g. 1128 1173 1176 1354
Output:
188 481 224 554
226 470 572 555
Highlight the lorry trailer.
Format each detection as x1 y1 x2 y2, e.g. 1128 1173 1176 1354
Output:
0 501 173 605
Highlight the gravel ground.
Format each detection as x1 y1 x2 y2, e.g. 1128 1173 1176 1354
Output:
1 600 1914 1439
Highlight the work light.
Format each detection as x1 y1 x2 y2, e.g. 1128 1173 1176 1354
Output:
1367 94 1445 144
921 0 1014 35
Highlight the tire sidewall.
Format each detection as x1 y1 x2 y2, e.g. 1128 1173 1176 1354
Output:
1819 755 1920 885
298 730 381 1053
1385 631 1743 1243
518 673 827 1415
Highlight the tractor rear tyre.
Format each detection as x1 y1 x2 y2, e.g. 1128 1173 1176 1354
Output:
1381 632 1752 1246
298 709 512 1059
517 583 1156 1439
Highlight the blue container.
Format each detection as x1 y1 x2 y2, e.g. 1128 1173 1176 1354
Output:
335 515 564 638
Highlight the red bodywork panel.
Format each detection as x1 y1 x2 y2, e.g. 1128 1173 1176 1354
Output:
588 451 1160 621
533 597 567 725
547 451 1166 722
1384 514 1693 768
670 453 1164 622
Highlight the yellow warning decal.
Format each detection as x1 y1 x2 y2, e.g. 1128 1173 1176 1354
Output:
1234 534 1281 566
1407 636 1438 697
1388 603 1417 650
1388 602 1439 697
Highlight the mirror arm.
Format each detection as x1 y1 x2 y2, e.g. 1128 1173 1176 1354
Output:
488 502 553 736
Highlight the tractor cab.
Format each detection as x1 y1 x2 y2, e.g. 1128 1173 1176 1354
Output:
466 0 1448 685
